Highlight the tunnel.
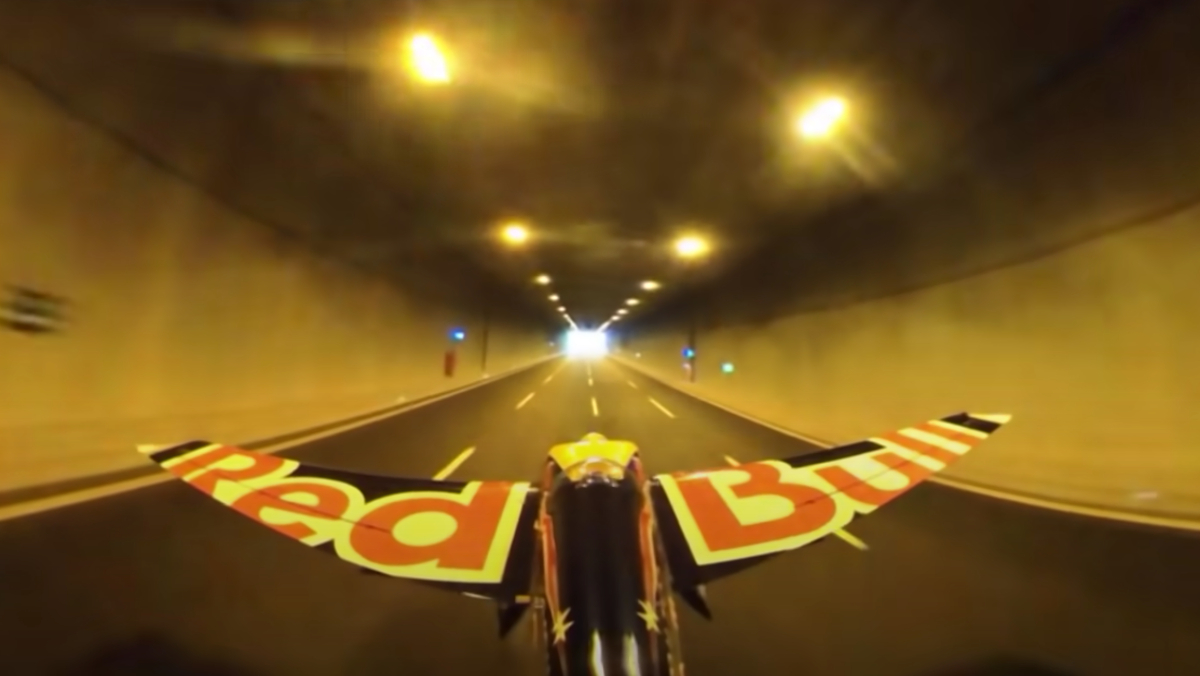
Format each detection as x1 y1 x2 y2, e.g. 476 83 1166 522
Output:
2 0 1199 674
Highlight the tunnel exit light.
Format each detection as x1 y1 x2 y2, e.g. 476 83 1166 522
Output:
566 330 609 358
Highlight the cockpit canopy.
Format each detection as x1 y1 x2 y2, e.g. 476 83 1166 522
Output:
548 433 638 484
563 457 627 483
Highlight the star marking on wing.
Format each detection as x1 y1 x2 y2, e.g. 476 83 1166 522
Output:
551 607 573 644
638 599 661 633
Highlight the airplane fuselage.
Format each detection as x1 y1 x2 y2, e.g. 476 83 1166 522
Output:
535 439 682 676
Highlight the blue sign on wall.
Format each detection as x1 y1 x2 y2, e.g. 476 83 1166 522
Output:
682 347 695 359
450 328 466 342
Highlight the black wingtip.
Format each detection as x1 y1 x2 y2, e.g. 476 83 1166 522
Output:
142 440 214 464
677 586 713 620
497 601 529 638
942 412 1012 435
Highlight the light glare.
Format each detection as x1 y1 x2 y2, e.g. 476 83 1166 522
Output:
501 223 530 245
566 330 609 358
625 298 641 306
408 33 451 84
640 280 662 291
797 97 847 139
535 274 552 285
673 235 710 259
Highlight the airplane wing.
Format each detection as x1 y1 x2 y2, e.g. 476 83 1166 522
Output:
145 441 538 602
650 412 1011 594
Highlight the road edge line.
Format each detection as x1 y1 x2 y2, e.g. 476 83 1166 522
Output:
609 356 1200 534
0 355 561 523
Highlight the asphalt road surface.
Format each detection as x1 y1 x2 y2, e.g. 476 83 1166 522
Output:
2 358 1200 676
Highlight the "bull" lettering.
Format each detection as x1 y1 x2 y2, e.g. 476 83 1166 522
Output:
658 461 856 566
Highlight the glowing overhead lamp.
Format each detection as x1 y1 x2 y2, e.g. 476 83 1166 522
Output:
500 222 530 246
796 96 848 140
673 235 710 259
407 33 452 84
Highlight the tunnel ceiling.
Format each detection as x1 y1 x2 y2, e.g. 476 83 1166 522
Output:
0 0 1144 328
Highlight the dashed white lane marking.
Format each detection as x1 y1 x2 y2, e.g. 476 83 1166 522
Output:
433 447 476 480
648 397 676 419
591 396 600 417
627 381 639 390
832 529 870 551
543 363 567 385
588 377 594 387
721 453 867 551
516 392 536 410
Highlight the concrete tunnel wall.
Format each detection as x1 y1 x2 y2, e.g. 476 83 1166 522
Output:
0 64 553 496
619 2 1200 518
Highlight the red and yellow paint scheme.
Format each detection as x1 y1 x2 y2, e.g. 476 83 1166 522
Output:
144 412 1011 675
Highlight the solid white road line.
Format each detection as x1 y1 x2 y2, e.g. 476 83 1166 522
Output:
0 356 561 524
648 397 676 419
627 381 639 390
516 392 536 410
433 447 476 480
591 396 600 417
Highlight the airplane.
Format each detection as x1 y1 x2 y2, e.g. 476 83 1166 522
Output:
142 411 1011 675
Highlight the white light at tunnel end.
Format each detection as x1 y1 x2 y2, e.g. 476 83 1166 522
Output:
565 329 609 358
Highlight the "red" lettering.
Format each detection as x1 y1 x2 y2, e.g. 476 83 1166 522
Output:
231 481 354 540
173 446 289 496
349 484 512 570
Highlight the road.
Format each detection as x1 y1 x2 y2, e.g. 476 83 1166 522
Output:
2 357 1199 676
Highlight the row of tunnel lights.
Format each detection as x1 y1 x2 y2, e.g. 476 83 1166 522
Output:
500 223 714 327
530 274 662 329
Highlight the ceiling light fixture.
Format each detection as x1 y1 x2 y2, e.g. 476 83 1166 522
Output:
500 222 530 246
673 235 710 259
796 96 848 140
407 33 452 84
